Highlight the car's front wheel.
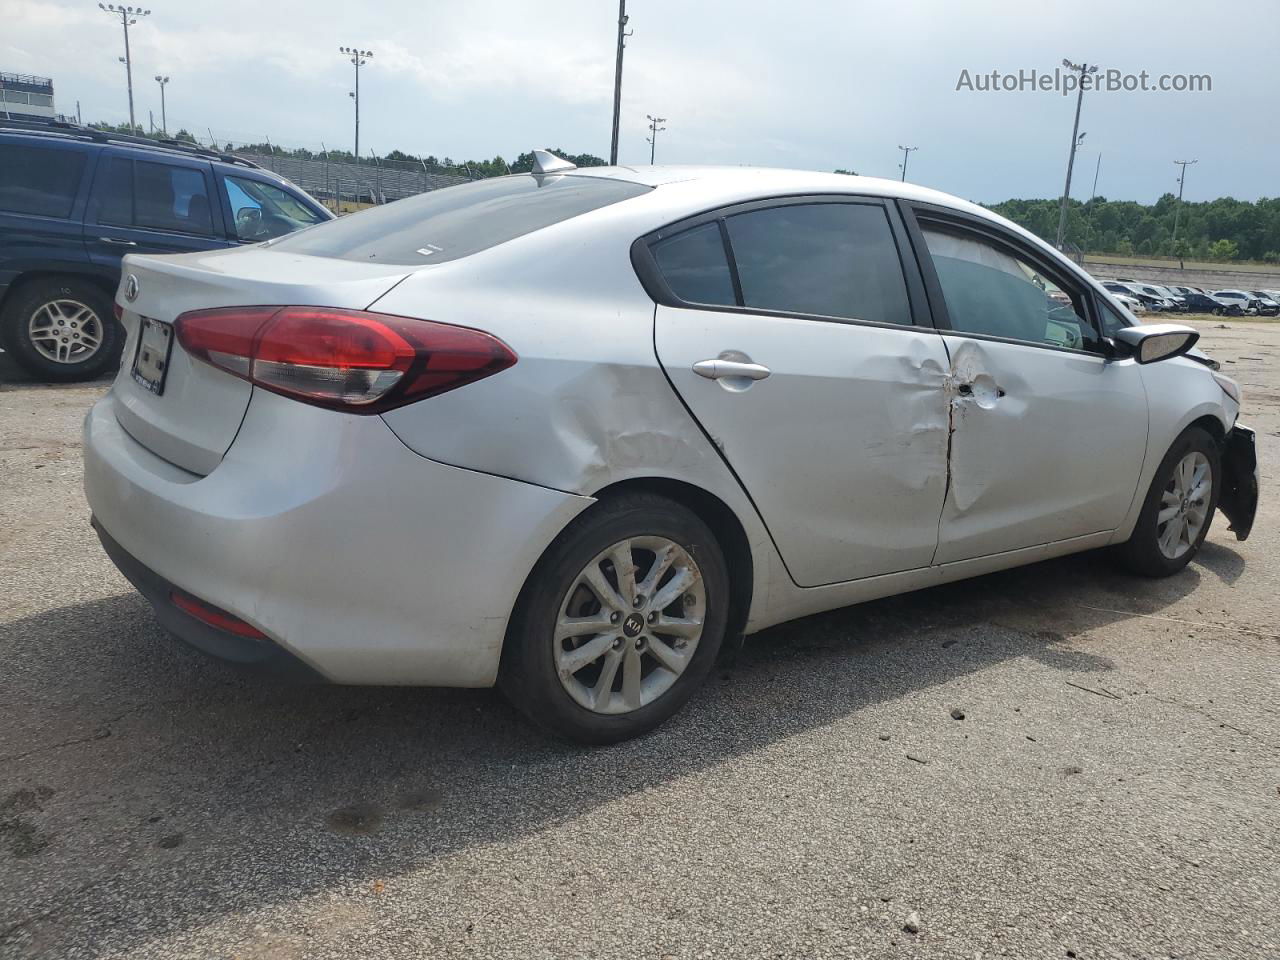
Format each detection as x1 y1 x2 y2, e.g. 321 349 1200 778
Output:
1115 426 1220 577
500 493 729 744
1 276 122 382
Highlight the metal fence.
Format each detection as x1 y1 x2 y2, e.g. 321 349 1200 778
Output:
230 150 480 211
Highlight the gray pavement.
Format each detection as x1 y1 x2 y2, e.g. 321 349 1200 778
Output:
1 321 1277 959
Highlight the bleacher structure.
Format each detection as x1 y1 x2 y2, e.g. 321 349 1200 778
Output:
232 151 477 207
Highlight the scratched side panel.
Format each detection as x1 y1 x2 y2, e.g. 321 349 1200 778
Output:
655 307 952 587
936 336 1148 563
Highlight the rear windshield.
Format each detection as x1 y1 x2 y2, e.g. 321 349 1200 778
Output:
269 174 650 265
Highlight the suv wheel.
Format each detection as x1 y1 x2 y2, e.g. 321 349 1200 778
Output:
1 277 122 382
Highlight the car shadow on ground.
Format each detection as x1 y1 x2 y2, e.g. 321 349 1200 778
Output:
0 544 1226 955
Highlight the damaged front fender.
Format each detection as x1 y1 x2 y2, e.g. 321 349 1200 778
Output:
1218 425 1259 541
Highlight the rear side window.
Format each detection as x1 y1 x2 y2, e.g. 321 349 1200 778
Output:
135 161 213 235
724 203 912 324
92 157 214 235
0 143 87 218
270 175 651 264
650 222 736 306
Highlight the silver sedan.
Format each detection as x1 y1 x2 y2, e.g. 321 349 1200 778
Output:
83 153 1259 743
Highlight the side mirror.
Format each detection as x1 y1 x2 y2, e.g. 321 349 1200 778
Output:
1110 323 1200 364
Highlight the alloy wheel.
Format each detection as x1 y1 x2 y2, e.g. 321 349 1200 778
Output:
1157 451 1212 560
28 299 105 364
554 536 705 715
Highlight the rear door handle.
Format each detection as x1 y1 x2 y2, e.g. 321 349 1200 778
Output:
98 237 138 246
693 359 771 381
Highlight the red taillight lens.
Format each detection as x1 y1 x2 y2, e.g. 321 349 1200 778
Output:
174 306 516 413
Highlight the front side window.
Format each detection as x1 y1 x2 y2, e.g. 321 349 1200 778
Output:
225 175 324 242
724 203 912 325
922 225 1098 352
0 143 87 218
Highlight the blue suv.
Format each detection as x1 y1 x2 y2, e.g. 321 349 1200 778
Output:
0 122 332 381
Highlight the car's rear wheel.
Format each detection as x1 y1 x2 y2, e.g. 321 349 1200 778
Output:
1 276 121 382
1115 426 1219 577
1211 306 1224 316
499 493 729 744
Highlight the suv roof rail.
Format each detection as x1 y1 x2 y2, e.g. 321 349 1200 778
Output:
0 117 261 169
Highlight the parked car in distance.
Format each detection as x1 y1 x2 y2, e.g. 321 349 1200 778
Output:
1112 292 1146 315
83 156 1259 743
0 121 333 382
1247 291 1280 316
1151 285 1188 310
1182 291 1234 315
1130 283 1182 311
1213 290 1259 315
1102 281 1168 311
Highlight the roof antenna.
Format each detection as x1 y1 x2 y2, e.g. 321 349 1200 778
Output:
531 149 576 175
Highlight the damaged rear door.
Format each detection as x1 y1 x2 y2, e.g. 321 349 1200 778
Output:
644 197 951 587
909 211 1148 564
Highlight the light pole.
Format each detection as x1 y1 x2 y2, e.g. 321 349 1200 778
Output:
609 0 631 165
1055 58 1097 249
1172 159 1197 244
154 74 169 136
98 5 150 132
897 145 917 182
646 114 667 165
339 47 373 165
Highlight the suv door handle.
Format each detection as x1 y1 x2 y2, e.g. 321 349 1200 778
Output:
98 237 138 246
693 359 771 381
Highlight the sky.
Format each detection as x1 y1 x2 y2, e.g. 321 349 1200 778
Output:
3 0 1277 204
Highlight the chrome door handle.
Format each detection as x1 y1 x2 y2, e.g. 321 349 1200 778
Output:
98 237 138 246
693 359 771 381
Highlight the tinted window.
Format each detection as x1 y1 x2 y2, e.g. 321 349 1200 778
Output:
134 161 213 235
651 222 736 306
0 143 86 218
922 226 1098 352
724 203 911 324
94 156 133 227
270 174 650 264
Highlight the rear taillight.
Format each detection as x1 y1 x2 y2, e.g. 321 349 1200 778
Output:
174 306 516 413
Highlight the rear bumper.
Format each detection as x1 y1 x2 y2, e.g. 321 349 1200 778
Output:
92 518 325 681
84 388 593 686
1219 424 1259 541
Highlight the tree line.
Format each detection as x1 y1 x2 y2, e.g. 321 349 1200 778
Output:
987 194 1280 263
79 123 1277 263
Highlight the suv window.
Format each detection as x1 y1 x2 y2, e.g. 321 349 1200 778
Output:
93 156 214 235
922 225 1099 352
650 222 736 307
724 203 912 324
270 174 650 264
0 142 87 218
225 175 325 242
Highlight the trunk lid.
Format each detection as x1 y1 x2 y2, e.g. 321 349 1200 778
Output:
111 247 411 475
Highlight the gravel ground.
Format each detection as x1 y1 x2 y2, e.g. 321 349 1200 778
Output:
1 321 1277 960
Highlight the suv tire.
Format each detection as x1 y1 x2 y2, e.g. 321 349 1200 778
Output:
1 276 122 382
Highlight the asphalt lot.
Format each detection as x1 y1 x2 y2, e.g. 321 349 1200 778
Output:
1 320 1277 960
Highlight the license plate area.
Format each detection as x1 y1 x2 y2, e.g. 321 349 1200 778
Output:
131 317 174 395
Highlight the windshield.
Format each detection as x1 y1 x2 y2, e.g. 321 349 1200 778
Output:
269 174 651 265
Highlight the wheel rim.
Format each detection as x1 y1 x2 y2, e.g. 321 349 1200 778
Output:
28 299 104 364
1157 451 1212 560
554 536 706 716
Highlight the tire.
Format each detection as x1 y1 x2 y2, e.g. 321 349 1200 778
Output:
1115 426 1220 577
499 492 730 744
1211 307 1223 316
0 276 122 382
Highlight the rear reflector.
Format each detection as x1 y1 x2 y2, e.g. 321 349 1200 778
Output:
174 306 516 413
171 590 268 639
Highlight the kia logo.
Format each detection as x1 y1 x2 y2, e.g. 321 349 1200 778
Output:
125 274 140 302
